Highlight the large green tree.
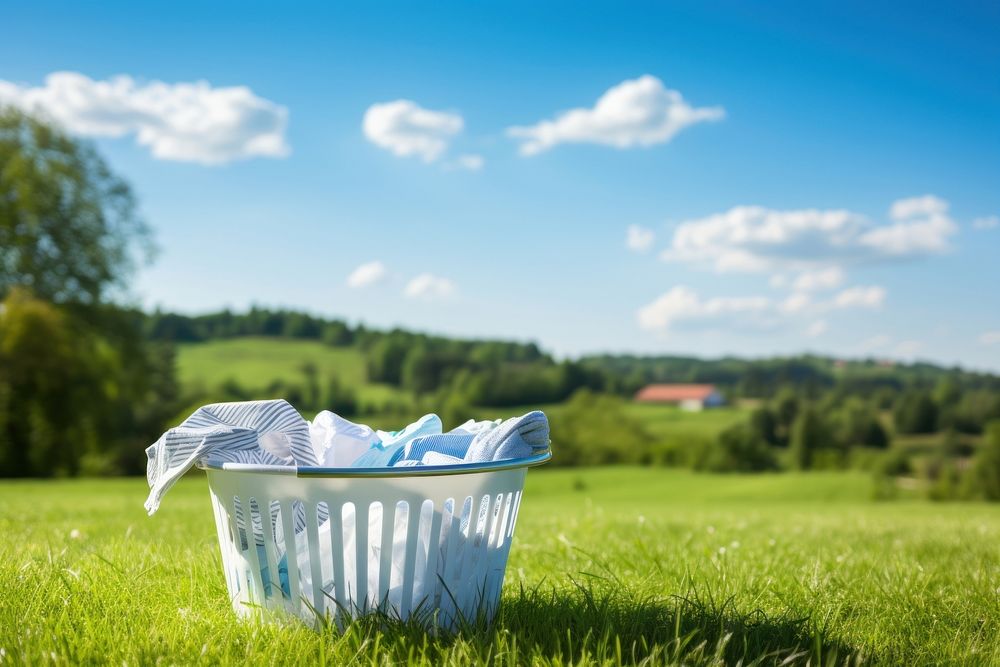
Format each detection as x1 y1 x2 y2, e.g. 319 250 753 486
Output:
0 108 173 476
0 107 152 303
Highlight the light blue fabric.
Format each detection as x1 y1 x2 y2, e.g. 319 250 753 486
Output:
389 412 548 467
464 411 549 462
400 432 476 463
395 418 500 464
351 414 443 467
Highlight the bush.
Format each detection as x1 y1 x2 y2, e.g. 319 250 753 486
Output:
968 421 1000 500
695 423 778 473
894 391 938 435
548 390 650 466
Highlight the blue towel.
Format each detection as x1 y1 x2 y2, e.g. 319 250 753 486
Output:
351 414 442 467
464 411 549 462
391 412 548 467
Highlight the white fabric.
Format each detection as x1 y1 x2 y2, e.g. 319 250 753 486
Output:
309 411 378 467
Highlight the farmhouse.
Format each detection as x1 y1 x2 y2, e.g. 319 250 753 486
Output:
634 383 725 411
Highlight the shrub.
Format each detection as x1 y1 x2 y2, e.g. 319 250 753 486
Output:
695 423 778 473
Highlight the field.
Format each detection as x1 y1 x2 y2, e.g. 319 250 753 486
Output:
176 338 406 407
2 469 998 665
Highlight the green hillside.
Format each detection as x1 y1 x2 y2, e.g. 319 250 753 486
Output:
177 337 406 406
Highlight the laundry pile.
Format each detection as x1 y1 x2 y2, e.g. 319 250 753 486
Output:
145 399 549 515
143 399 549 603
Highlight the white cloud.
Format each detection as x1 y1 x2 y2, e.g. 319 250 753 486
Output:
362 100 463 162
792 267 844 292
507 75 724 156
450 154 484 171
888 194 947 221
973 215 999 230
833 285 886 309
346 261 387 288
857 333 892 353
979 331 1000 345
859 195 957 255
625 224 655 253
636 286 772 333
806 320 828 337
780 292 812 313
661 196 957 274
893 340 923 358
0 71 289 164
403 273 456 300
636 283 890 336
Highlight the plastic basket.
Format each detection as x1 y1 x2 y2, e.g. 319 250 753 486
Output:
201 452 550 630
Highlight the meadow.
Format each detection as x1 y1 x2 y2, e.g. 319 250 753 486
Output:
177 338 408 407
2 468 997 665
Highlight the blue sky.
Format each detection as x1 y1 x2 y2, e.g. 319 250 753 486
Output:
3 1 999 369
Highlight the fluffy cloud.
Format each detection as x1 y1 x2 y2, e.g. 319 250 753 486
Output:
507 75 724 156
973 215 999 230
450 154 484 171
661 196 957 273
792 267 844 292
346 261 387 288
637 284 886 335
0 71 289 164
859 195 956 255
833 285 885 309
636 286 772 333
404 273 456 300
363 100 463 162
893 340 924 358
857 333 892 352
625 224 655 253
780 292 812 313
980 331 1000 345
806 320 828 337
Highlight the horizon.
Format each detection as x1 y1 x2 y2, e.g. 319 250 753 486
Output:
4 0 999 370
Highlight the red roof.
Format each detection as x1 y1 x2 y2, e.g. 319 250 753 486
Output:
634 384 717 403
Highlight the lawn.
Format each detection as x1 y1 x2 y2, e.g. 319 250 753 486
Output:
623 403 752 440
176 337 407 406
1 469 997 665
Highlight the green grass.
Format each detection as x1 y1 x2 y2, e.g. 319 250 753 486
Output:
2 469 997 665
176 337 406 406
623 403 751 440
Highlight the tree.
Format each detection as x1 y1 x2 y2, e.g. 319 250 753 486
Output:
748 407 779 446
697 423 778 473
834 398 889 449
0 107 152 303
323 375 358 416
772 389 800 445
0 110 176 477
969 421 1000 501
790 406 828 470
894 391 938 435
299 362 320 411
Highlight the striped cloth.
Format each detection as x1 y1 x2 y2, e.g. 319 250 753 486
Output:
144 399 317 516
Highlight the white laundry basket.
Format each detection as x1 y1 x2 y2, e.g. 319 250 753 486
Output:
201 452 550 630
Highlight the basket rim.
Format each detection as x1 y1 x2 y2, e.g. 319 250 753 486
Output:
197 450 551 478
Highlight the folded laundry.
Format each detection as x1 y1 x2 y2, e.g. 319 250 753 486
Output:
465 410 549 462
396 418 500 465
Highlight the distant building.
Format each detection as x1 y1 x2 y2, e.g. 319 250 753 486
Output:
634 384 725 411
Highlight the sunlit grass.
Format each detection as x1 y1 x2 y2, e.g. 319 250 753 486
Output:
1 468 997 665
176 337 406 406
